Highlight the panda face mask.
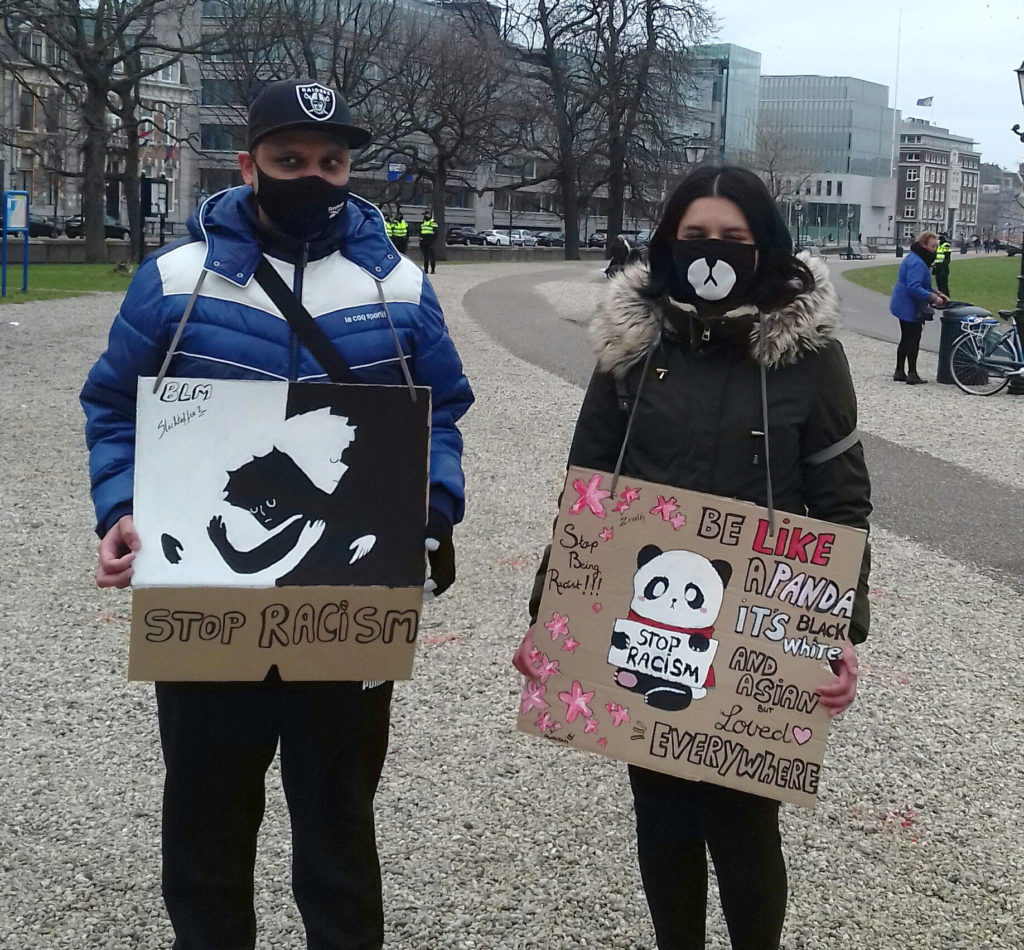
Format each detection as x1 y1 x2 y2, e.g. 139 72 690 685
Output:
669 238 758 312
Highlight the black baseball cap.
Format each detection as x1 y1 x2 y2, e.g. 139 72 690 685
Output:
247 79 372 150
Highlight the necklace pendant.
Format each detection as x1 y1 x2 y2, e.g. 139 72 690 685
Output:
655 367 669 380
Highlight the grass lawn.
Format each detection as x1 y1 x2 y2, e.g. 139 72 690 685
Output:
843 254 1023 316
0 263 134 305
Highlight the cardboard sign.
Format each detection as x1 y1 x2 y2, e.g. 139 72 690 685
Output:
518 467 867 808
130 377 431 681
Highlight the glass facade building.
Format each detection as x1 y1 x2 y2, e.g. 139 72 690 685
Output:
687 44 761 158
759 76 897 177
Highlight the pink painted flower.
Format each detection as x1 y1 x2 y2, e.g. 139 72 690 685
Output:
570 473 611 519
621 486 641 503
536 712 561 734
544 612 569 640
597 737 608 748
520 681 549 714
561 635 579 653
613 501 631 513
600 527 614 543
670 513 687 531
650 495 679 521
537 654 561 684
558 680 595 723
584 716 599 734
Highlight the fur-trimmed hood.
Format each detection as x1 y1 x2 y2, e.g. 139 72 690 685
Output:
591 252 841 376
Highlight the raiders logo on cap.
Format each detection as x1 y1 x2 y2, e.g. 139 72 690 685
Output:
248 78 372 149
296 83 336 121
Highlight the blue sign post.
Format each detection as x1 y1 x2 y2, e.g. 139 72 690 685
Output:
2 191 30 297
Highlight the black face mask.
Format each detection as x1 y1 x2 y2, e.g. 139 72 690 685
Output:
669 239 758 312
253 167 349 241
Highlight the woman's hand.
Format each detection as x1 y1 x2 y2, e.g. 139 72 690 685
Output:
513 627 541 681
930 292 949 306
816 641 858 717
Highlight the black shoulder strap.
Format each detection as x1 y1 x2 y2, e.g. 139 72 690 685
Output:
254 257 358 384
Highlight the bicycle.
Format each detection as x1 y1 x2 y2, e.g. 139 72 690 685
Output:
948 311 1024 396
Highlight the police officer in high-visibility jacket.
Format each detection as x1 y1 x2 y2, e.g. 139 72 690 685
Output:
420 213 438 274
383 212 394 241
933 233 952 296
392 211 409 254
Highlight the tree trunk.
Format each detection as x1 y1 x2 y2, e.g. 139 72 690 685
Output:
122 117 144 263
81 87 109 263
606 133 626 256
561 156 580 261
433 159 448 261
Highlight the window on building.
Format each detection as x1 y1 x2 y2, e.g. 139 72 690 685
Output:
907 169 919 181
201 79 241 106
19 89 34 131
837 181 842 196
200 124 245 150
815 180 822 196
904 205 914 217
826 181 832 196
905 187 917 200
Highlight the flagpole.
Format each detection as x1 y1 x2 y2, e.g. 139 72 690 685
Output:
890 7 902 179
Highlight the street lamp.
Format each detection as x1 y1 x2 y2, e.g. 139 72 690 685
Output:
846 208 855 257
793 201 803 250
684 142 708 165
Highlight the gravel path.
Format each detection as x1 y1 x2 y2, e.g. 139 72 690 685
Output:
1 263 1021 949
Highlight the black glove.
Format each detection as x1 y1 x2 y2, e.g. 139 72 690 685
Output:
424 508 455 599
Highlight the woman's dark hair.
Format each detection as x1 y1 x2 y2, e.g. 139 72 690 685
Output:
643 164 814 311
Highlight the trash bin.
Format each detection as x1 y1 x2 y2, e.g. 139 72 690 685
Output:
1001 309 1024 395
895 244 904 258
937 302 991 384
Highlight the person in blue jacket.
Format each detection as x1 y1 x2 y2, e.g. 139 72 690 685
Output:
80 79 473 949
889 230 948 384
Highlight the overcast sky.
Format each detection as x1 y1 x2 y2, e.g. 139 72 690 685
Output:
710 0 1024 170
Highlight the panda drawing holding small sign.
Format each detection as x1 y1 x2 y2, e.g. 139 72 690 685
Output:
609 545 732 711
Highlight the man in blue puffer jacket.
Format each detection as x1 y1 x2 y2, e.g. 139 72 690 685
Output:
80 79 472 949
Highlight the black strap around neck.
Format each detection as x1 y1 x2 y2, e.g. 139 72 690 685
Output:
254 257 358 384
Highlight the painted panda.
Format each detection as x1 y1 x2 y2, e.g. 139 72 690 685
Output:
608 544 733 711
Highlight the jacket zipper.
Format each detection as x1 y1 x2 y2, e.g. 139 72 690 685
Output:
287 243 309 381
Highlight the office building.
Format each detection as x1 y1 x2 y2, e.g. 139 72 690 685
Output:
896 117 980 241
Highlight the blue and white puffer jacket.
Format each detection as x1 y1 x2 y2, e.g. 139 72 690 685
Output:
81 186 473 537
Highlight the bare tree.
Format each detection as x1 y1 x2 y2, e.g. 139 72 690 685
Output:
586 0 713 244
747 110 816 202
1 0 205 260
374 15 520 242
498 0 606 259
200 0 406 175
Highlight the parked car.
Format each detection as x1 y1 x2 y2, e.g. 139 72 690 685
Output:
445 225 485 245
998 240 1021 257
478 229 510 246
27 214 62 238
536 231 565 247
508 229 538 246
65 214 130 240
633 228 653 249
587 231 607 248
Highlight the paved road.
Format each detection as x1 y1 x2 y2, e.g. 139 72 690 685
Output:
464 262 1024 595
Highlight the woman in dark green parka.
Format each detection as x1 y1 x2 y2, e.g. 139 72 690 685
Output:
516 165 870 950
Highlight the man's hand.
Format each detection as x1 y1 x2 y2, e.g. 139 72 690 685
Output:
423 508 455 600
816 641 859 717
97 514 140 589
512 627 541 681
